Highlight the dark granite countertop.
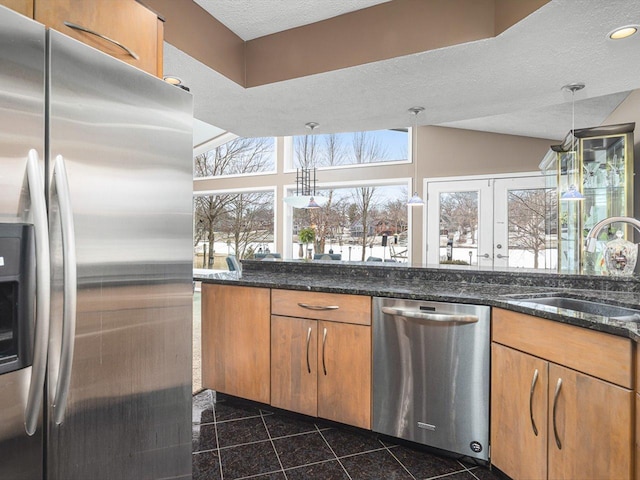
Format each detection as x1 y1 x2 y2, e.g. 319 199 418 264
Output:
195 261 640 342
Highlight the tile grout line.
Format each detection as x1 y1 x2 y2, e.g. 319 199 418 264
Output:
315 424 353 480
212 394 224 480
260 409 289 480
382 443 418 480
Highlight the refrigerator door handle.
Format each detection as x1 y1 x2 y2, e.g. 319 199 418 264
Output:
24 149 51 436
51 154 77 425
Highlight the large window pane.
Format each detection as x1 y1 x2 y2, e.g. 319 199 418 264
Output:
194 191 274 268
289 185 407 262
292 129 407 168
194 137 275 178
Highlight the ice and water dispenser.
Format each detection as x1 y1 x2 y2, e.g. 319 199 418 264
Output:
0 223 35 375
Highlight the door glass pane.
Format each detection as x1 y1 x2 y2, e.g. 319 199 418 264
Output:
438 191 478 266
507 188 557 269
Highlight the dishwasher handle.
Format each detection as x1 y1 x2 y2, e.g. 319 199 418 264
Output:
381 306 478 324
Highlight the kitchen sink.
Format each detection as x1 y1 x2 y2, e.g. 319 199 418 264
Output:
506 296 640 322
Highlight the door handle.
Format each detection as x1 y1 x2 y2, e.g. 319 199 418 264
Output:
305 327 312 374
481 253 491 259
496 253 509 259
552 377 563 450
322 327 327 375
24 149 51 436
51 155 77 425
63 21 139 60
381 306 478 324
529 369 539 436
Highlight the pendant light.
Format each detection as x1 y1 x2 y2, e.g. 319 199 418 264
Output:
408 107 425 206
283 122 328 209
560 83 585 201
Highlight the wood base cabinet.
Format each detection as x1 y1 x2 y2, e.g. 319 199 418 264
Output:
491 308 633 480
202 284 271 404
491 343 547 480
271 290 371 429
271 315 318 417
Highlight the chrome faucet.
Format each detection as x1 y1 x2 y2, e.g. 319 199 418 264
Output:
585 216 640 253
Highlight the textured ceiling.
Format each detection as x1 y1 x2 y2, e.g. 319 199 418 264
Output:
193 0 391 40
167 0 640 141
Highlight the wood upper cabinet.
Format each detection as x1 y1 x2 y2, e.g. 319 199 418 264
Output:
0 0 33 17
202 284 270 404
491 308 634 480
34 0 162 76
491 343 548 480
271 289 372 429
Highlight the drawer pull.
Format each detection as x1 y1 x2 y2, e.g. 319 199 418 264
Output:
298 303 339 311
552 377 563 450
305 327 312 374
529 369 539 436
64 21 140 60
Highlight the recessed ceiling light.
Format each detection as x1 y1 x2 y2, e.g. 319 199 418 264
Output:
163 75 183 85
608 25 638 40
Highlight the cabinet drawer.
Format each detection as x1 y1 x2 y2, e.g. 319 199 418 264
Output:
272 289 371 325
492 308 632 388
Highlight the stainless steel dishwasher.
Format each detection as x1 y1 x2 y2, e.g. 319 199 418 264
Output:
372 297 490 461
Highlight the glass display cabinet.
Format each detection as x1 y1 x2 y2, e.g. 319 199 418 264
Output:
554 122 635 275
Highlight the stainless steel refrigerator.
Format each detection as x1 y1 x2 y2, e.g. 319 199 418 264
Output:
0 6 193 479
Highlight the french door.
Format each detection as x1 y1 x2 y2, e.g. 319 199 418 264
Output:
426 175 556 269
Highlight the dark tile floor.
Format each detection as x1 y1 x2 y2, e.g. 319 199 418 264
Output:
192 390 504 480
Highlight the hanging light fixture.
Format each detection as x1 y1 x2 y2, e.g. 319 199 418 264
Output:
283 122 328 209
560 83 585 201
407 107 425 206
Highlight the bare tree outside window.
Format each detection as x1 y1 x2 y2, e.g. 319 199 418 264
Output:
194 137 274 177
439 192 479 250
219 192 274 259
507 188 556 269
194 137 275 268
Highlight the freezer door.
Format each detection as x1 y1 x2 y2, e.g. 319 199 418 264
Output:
47 31 193 479
0 6 45 480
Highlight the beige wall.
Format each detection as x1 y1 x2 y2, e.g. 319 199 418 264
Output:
418 126 553 179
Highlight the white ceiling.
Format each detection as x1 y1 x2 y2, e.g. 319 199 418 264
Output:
193 0 391 41
166 0 640 141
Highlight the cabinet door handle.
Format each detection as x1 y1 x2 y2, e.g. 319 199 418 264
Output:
298 303 339 311
322 327 327 375
305 327 312 374
63 21 140 60
552 377 563 450
529 369 539 436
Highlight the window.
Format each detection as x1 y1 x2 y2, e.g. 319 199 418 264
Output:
288 184 408 262
194 136 275 178
194 190 275 268
290 129 407 169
